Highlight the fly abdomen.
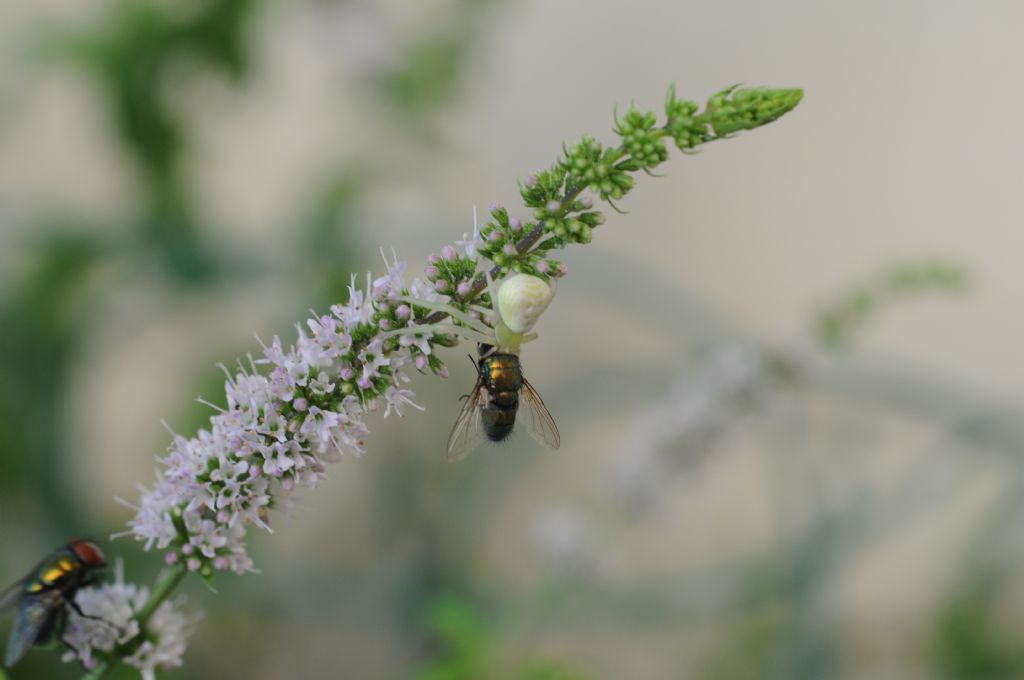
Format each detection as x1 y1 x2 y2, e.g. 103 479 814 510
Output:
480 353 523 442
482 390 518 442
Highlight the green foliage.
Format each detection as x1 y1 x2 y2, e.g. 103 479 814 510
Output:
376 0 497 125
937 577 1024 680
302 172 364 310
415 596 491 680
0 231 104 528
935 569 1024 680
521 663 592 680
816 259 969 349
42 0 259 281
698 604 788 680
413 595 595 680
49 0 257 180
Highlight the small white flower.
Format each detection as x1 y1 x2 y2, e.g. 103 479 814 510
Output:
398 330 433 356
409 276 449 304
383 385 424 418
373 249 407 298
334 274 377 329
309 371 336 396
454 206 483 260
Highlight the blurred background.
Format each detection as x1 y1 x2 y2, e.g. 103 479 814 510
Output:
1 1 1023 678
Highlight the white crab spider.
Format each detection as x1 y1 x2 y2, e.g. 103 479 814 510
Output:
385 271 554 356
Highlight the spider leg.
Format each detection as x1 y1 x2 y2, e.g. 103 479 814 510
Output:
379 324 494 347
396 296 493 336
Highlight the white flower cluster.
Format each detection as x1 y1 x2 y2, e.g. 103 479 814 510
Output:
62 563 192 680
121 253 456 574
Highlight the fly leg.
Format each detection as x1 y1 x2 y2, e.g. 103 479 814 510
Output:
64 599 125 641
66 599 108 625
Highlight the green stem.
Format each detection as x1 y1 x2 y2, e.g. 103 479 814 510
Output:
78 565 188 680
137 565 187 628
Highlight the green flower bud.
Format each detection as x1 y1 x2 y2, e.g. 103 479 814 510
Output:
706 85 803 137
615 106 669 169
665 84 710 150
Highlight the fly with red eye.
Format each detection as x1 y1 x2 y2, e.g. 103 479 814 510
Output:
0 539 109 667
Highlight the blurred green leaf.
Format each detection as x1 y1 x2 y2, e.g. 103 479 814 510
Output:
0 230 104 529
45 0 258 179
375 0 495 133
415 595 491 680
38 0 260 281
936 568 1024 680
815 259 969 349
303 171 363 310
521 662 593 680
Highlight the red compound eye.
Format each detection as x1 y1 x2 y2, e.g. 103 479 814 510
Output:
68 539 106 567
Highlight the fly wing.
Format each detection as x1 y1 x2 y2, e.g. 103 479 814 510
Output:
520 377 560 450
446 379 487 462
5 589 61 667
0 580 23 614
